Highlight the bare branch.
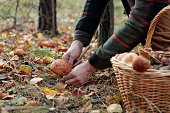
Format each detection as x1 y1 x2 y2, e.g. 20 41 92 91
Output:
14 0 20 26
3 1 15 20
0 0 12 10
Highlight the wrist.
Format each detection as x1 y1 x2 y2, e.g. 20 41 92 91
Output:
72 40 84 49
86 60 98 72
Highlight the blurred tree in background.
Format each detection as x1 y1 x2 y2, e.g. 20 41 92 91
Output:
97 0 114 47
39 0 58 36
0 0 38 33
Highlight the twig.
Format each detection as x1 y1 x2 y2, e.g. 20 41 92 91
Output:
4 1 15 20
142 95 162 113
133 94 162 113
0 0 12 10
1 106 49 111
26 0 34 18
14 0 20 26
95 92 107 108
0 20 34 33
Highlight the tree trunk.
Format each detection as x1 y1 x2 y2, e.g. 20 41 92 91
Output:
39 0 58 35
98 0 114 47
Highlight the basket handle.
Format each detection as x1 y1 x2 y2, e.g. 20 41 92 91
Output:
145 5 170 49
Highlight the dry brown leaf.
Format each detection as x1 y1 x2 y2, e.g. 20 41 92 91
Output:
0 68 6 73
0 59 6 68
11 55 19 61
85 92 97 98
91 110 100 113
46 93 56 100
0 92 5 99
55 96 68 105
72 89 84 98
106 97 116 105
88 85 98 92
3 94 16 100
0 74 7 80
56 82 67 91
30 77 43 85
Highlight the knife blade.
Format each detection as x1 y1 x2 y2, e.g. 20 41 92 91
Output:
72 45 90 67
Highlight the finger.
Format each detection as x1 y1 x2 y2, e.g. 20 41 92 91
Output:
68 58 74 67
60 73 73 82
62 53 70 62
65 78 78 86
72 82 81 86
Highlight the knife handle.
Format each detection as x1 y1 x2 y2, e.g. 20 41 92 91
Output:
73 60 78 66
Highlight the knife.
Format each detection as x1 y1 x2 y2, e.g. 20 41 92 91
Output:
72 45 90 68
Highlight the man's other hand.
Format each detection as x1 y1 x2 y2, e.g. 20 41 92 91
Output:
60 61 97 86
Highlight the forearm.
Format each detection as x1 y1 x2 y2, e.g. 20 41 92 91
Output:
88 0 169 69
74 0 110 46
89 18 145 69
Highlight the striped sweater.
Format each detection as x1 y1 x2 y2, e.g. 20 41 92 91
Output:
74 0 170 69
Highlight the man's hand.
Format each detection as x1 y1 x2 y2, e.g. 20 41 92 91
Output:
62 40 83 67
60 61 98 86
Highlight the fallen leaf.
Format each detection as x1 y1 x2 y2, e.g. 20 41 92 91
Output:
37 33 43 40
56 48 67 52
107 104 122 113
30 77 43 85
58 28 63 32
72 89 84 98
2 94 16 100
0 74 7 80
1 33 7 39
36 59 43 64
0 68 6 73
0 60 6 68
9 51 14 57
0 42 5 47
0 92 5 99
91 110 100 113
55 96 68 105
56 82 67 91
42 57 54 64
25 101 39 106
0 48 4 53
42 88 62 95
11 55 19 61
46 93 56 100
19 66 32 73
88 85 98 92
44 57 55 62
85 92 97 97
106 97 116 105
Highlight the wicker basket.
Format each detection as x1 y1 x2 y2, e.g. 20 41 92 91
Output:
111 5 170 113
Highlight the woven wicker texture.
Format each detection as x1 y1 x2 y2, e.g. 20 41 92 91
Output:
111 5 170 113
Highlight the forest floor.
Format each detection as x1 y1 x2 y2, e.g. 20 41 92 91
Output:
0 22 124 113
